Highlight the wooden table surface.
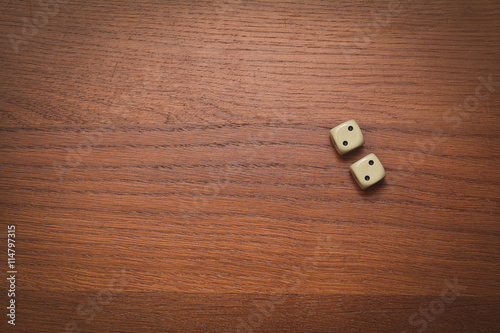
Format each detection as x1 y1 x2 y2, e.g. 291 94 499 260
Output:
1 1 499 332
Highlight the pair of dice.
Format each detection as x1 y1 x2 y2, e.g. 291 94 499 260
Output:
330 120 386 190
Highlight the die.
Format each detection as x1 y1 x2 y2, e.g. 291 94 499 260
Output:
350 153 386 189
330 120 364 155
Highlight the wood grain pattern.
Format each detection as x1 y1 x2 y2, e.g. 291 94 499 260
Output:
1 0 499 332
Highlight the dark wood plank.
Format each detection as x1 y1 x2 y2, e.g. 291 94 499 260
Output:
1 0 499 332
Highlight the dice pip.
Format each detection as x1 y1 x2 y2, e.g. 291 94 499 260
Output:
330 120 364 155
350 153 385 189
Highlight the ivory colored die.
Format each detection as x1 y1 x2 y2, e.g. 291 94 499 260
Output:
330 120 364 155
350 153 386 190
